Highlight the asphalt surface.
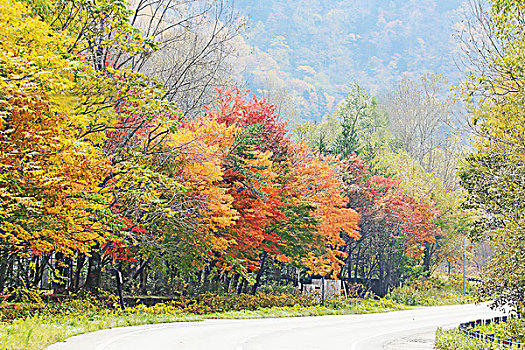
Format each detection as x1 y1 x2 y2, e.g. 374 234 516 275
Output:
47 303 503 350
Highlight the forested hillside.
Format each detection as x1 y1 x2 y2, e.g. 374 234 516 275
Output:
235 0 464 122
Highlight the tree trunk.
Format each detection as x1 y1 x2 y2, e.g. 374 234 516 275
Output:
85 250 102 292
139 265 148 295
128 259 148 293
32 254 50 288
0 250 9 291
236 276 244 294
251 252 267 295
223 273 230 293
54 253 69 294
423 244 433 274
4 256 14 289
231 274 240 293
72 255 86 292
115 268 125 311
353 248 361 280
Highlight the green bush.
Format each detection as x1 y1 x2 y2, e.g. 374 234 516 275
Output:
0 292 315 321
387 275 475 306
0 291 120 322
474 318 525 343
144 292 316 315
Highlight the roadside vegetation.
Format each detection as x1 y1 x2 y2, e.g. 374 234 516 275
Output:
386 274 476 306
0 290 406 350
0 274 476 350
474 318 525 344
435 328 492 350
436 317 525 350
437 0 525 346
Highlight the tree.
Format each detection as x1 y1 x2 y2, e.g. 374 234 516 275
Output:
373 148 470 273
339 155 442 295
383 73 456 178
37 0 244 119
286 143 360 278
458 0 525 314
333 83 387 158
0 0 113 288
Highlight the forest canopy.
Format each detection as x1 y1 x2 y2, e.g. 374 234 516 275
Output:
0 0 458 299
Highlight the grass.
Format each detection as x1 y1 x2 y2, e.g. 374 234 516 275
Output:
386 274 477 306
0 275 475 350
0 312 201 350
473 317 525 343
206 298 405 319
435 328 493 350
0 297 405 350
435 318 525 349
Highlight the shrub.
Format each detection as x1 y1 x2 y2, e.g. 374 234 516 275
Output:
474 317 525 343
435 328 492 350
386 275 475 306
150 292 316 315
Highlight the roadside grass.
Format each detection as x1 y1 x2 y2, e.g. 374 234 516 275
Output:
205 298 405 319
0 312 201 350
0 276 475 350
0 296 405 350
473 317 525 343
386 274 477 306
435 317 525 349
435 328 493 350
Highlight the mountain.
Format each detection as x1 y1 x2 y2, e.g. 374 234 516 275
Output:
234 0 465 123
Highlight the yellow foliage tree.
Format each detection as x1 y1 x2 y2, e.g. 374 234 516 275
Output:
0 0 111 257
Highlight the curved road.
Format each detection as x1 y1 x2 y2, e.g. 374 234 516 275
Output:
48 303 502 350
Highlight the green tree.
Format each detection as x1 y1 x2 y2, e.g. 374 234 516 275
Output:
458 0 525 314
333 83 387 158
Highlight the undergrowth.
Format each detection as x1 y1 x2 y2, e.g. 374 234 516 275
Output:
435 328 493 350
0 292 404 350
387 274 476 306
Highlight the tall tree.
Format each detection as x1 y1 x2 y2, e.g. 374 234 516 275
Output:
333 83 387 158
458 0 525 314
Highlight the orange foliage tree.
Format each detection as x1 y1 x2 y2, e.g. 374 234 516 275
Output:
339 155 442 294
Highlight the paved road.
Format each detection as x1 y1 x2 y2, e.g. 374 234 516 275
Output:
48 303 503 350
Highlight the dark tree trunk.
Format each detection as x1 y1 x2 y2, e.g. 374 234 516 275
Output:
32 254 50 288
223 274 230 293
128 259 148 293
231 274 240 293
4 256 14 289
53 253 68 294
241 278 249 294
354 248 361 280
72 255 86 292
422 244 434 274
251 252 267 295
0 250 9 291
85 250 102 292
346 244 354 280
236 276 244 294
139 265 148 295
200 266 209 293
115 268 125 311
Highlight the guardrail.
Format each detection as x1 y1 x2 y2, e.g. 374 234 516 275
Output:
459 315 524 348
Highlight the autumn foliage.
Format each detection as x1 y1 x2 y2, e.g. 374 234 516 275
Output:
0 0 443 296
